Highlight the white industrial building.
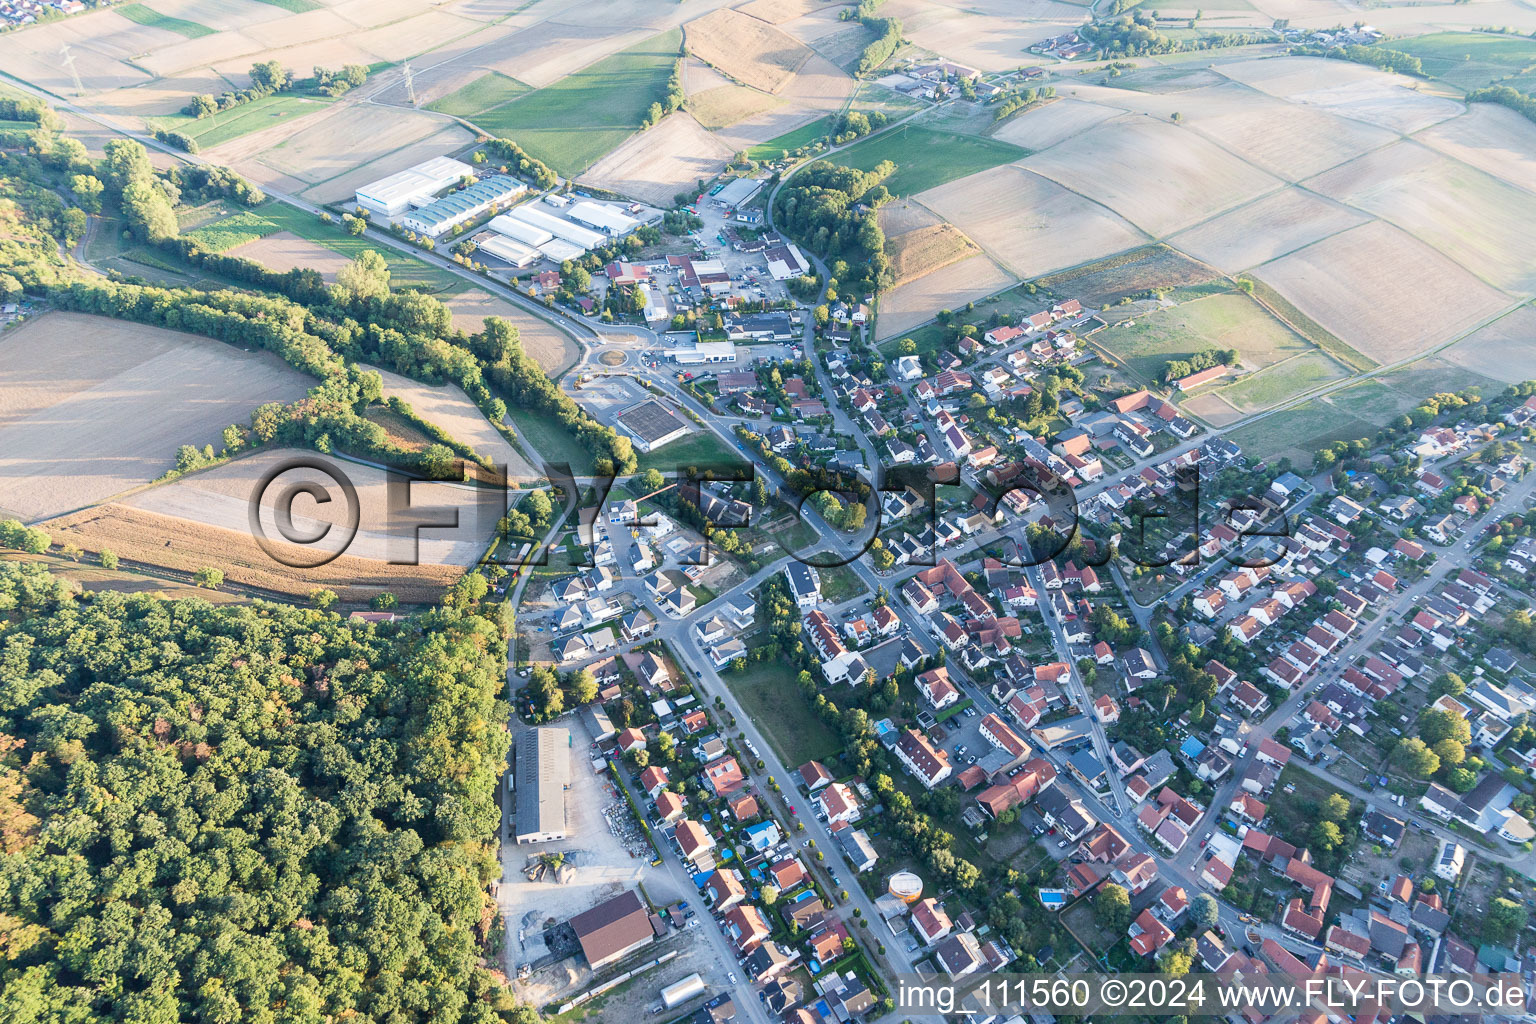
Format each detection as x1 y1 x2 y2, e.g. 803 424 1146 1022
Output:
637 282 668 324
538 238 585 263
567 200 640 237
475 233 542 268
711 176 764 208
664 341 738 365
488 213 554 248
767 244 811 281
513 726 570 844
399 175 525 236
354 156 473 218
505 205 605 251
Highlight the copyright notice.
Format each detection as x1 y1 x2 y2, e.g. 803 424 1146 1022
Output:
895 972 1530 1016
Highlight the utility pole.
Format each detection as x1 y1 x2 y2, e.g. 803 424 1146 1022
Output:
402 60 417 107
60 43 85 97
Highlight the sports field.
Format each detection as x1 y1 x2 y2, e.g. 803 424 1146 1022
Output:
472 28 683 177
828 124 1028 195
152 94 335 149
426 72 530 120
116 3 214 38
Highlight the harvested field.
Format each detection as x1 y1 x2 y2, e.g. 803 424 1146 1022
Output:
1305 140 1536 294
890 0 1088 72
717 104 830 151
736 0 829 23
227 230 351 280
134 0 284 32
685 9 814 93
1255 220 1513 363
1415 103 1536 194
687 84 783 129
917 164 1148 279
92 69 233 118
878 198 941 236
991 98 1123 150
579 111 734 207
0 13 154 95
1185 92 1396 179
1214 54 1385 99
885 224 981 287
776 51 856 108
1181 391 1244 426
876 253 1017 341
1437 305 1536 385
483 21 651 91
1037 244 1217 307
349 9 484 63
0 313 312 522
1021 119 1282 236
441 291 581 377
1169 187 1369 273
363 365 540 485
1092 291 1312 384
682 54 735 95
1292 77 1462 134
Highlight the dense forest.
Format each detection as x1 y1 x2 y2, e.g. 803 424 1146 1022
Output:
773 160 895 299
0 561 526 1023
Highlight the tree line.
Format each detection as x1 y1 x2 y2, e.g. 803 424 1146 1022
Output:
1163 346 1236 383
773 160 896 299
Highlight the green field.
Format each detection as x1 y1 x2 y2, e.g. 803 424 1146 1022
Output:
828 124 1027 195
471 28 682 177
427 72 530 119
153 94 334 149
116 3 214 37
257 202 468 294
249 0 321 10
724 661 841 766
1206 350 1348 412
1094 291 1311 385
1384 31 1536 91
747 116 835 162
504 406 595 475
635 428 741 473
185 210 281 252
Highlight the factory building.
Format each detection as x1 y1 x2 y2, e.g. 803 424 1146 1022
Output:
354 156 473 218
512 726 569 844
503 205 606 251
475 233 542 268
399 175 525 236
710 176 763 209
567 200 641 238
487 212 554 248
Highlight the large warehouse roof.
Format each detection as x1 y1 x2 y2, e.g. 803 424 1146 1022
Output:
567 200 640 236
488 212 554 247
476 234 541 267
506 205 606 250
356 156 473 208
514 727 569 841
570 889 654 968
713 176 763 207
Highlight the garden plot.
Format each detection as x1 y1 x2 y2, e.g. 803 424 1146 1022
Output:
1169 187 1369 273
1020 119 1282 236
0 313 311 522
876 253 1017 340
990 98 1123 150
1305 140 1536 294
1255 220 1512 364
579 111 734 207
917 164 1148 279
685 9 814 93
1436 305 1536 385
1415 104 1536 195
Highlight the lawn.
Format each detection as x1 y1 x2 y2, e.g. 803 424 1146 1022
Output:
814 561 867 605
1383 31 1536 91
473 28 683 177
426 72 530 119
635 428 743 474
747 116 835 162
257 202 467 293
1094 291 1312 385
185 209 281 252
116 2 213 37
152 94 334 149
723 660 841 766
827 124 1027 195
